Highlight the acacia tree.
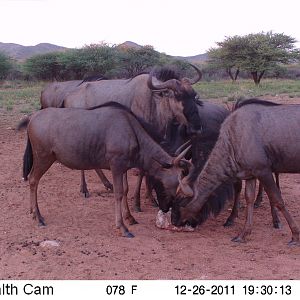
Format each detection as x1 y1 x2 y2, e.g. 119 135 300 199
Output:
24 52 62 80
0 51 13 80
118 45 160 77
208 36 244 81
208 32 300 84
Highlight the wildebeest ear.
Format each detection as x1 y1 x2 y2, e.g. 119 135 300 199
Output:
152 158 173 169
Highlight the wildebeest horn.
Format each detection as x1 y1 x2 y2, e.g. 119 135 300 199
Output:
152 157 173 169
186 63 202 85
173 145 192 167
147 72 179 92
177 176 194 197
174 140 192 156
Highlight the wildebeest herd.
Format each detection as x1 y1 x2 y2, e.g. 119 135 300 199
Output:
18 64 300 246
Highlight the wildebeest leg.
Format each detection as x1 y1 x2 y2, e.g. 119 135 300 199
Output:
29 156 56 226
111 170 134 238
255 175 281 228
270 173 281 228
224 180 242 227
232 179 256 243
94 169 113 191
122 173 138 225
145 176 158 207
260 173 299 245
80 170 90 198
133 171 144 212
254 181 263 208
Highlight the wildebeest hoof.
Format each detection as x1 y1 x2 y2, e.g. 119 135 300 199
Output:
105 185 113 192
127 217 138 225
38 220 46 227
223 219 234 227
273 222 282 229
254 200 262 208
231 236 246 243
288 239 300 247
124 231 135 238
133 206 142 213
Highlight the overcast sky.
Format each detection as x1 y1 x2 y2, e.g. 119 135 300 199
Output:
1 0 299 56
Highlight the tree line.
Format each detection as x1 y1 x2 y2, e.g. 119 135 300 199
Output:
1 32 299 84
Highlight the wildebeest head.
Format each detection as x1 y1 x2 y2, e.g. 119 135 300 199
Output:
147 64 203 134
151 145 195 213
171 196 199 228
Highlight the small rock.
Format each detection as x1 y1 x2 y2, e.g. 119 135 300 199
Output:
40 240 60 248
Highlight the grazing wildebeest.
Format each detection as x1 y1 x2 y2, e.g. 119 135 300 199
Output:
22 102 193 238
41 65 203 199
152 100 237 223
172 99 300 245
131 99 230 212
150 99 281 229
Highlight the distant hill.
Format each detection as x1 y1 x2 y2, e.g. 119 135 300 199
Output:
117 41 142 50
176 53 208 64
0 41 207 63
117 41 208 63
0 42 68 60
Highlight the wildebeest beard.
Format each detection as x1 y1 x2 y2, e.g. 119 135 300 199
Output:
148 176 173 213
182 95 203 132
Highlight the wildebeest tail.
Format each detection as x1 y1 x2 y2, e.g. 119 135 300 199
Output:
23 136 33 181
17 116 30 131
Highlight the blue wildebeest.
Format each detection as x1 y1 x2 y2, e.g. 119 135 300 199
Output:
40 76 113 192
150 100 237 225
40 65 203 200
172 99 300 245
150 99 281 230
22 102 193 238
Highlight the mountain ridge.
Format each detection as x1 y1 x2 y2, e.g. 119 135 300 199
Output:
0 41 207 63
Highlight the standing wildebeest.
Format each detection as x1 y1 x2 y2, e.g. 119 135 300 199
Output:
40 77 113 193
22 103 193 238
40 75 106 108
172 99 300 245
40 65 203 198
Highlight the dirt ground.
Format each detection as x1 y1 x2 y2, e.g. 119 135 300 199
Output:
1 97 300 280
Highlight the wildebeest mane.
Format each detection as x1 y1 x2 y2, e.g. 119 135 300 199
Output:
77 74 107 86
88 101 163 143
127 65 181 83
153 65 181 82
234 98 280 110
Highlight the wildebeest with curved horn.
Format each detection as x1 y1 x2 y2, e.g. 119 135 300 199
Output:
172 99 300 245
22 102 193 238
40 64 203 198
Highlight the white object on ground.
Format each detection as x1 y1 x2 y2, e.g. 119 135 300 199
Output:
155 210 194 232
40 240 60 247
